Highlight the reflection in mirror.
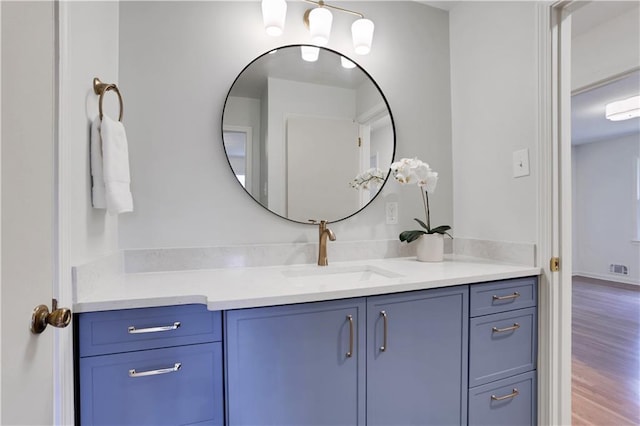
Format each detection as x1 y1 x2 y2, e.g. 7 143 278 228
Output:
222 45 395 224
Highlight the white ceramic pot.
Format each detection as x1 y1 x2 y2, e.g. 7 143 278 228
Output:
416 233 444 262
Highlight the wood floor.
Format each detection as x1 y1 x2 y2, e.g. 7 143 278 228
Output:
572 276 640 426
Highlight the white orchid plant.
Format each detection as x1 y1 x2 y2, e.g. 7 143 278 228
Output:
350 167 387 190
390 157 452 243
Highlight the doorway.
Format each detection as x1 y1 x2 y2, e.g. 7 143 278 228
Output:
569 3 640 424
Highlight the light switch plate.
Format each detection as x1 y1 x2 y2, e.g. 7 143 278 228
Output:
385 202 398 224
513 148 530 178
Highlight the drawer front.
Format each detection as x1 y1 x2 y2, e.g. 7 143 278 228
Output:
78 304 221 357
468 371 536 426
79 342 223 426
469 307 537 387
470 277 537 317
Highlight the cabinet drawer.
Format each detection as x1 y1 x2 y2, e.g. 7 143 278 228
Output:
79 342 223 425
469 308 536 387
468 371 536 426
470 277 537 317
78 304 221 357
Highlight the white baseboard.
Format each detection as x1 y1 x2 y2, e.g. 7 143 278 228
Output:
572 270 640 286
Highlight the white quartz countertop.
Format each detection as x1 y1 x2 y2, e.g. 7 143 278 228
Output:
73 255 540 313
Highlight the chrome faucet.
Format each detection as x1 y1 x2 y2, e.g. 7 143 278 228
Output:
316 220 336 266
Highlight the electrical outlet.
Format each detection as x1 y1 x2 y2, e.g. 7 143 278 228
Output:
386 202 398 224
513 148 530 178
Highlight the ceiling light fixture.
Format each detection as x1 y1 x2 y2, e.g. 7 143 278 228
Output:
605 95 640 121
262 0 374 55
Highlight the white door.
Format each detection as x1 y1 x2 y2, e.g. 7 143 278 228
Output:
287 116 360 221
1 2 64 424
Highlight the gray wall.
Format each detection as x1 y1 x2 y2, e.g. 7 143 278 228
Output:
450 2 539 244
118 1 453 248
65 1 120 266
572 134 640 285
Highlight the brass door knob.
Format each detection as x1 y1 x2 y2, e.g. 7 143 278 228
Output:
31 299 71 334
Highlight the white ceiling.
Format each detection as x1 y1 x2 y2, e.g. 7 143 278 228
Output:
570 1 640 145
572 71 640 145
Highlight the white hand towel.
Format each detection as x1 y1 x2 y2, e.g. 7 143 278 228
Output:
100 115 134 215
90 117 106 208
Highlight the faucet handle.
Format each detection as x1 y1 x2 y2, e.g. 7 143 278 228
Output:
308 219 318 225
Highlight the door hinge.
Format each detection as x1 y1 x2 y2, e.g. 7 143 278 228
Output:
550 257 560 272
358 137 362 147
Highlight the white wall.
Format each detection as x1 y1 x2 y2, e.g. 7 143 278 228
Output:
118 1 452 248
63 1 120 266
450 2 539 244
573 134 640 285
572 4 640 91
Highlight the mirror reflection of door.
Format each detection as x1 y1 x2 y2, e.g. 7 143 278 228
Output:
223 126 253 193
286 116 359 221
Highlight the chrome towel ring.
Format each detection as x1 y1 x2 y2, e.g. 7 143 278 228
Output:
93 77 123 121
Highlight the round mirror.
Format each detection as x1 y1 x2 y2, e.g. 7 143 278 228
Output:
222 45 395 224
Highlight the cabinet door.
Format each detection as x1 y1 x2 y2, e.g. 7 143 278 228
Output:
367 286 469 426
79 342 223 425
468 371 536 426
225 298 366 426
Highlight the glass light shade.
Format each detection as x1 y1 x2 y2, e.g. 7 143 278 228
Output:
351 18 374 55
309 7 332 46
605 95 640 121
341 57 356 69
300 46 320 62
262 0 287 37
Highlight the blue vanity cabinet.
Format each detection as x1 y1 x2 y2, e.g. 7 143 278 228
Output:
76 304 223 426
366 286 469 426
467 277 538 426
225 298 367 426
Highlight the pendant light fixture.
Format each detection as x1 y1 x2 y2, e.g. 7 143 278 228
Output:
261 0 375 55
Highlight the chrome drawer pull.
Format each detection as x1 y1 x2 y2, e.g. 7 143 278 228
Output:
491 388 519 401
127 322 181 334
128 362 181 378
379 311 388 352
346 315 354 358
492 292 520 301
492 323 520 333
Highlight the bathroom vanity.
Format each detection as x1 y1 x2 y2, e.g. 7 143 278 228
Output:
73 257 538 425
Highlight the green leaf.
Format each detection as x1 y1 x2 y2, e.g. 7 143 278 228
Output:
399 230 426 243
413 218 429 231
428 225 451 234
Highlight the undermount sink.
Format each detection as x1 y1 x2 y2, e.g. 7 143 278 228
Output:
281 265 402 283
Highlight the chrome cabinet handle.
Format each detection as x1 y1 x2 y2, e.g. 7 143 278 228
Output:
346 315 354 358
492 323 521 333
128 362 181 378
379 311 388 352
492 292 520 301
128 322 181 334
491 388 519 401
